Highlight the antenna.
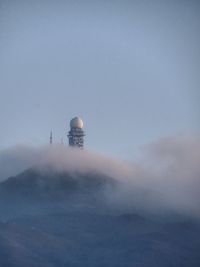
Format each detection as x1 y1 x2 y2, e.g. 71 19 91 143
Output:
50 131 53 144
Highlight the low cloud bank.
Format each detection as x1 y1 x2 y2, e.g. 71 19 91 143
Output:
0 134 200 219
0 145 131 181
106 134 200 218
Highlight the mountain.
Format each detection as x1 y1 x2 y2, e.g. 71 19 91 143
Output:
0 167 116 219
0 167 200 267
0 167 115 196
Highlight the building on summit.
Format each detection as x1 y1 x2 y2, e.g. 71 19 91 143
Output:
67 117 85 148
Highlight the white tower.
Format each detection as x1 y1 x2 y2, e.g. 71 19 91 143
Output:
68 117 85 148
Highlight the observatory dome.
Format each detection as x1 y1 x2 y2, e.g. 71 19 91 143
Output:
70 117 84 129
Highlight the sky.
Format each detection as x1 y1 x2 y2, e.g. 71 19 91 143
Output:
0 0 199 158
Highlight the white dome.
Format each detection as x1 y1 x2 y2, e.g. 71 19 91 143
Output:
70 117 84 129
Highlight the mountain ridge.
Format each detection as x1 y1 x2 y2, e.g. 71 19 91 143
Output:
0 167 200 267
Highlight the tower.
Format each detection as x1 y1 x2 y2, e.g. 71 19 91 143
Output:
67 117 85 148
50 131 53 144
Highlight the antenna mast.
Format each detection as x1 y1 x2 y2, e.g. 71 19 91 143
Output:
50 131 53 144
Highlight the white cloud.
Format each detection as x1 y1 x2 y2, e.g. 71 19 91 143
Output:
0 134 199 219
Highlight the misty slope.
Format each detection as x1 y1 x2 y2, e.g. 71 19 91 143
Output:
0 167 115 197
0 168 200 267
0 168 116 219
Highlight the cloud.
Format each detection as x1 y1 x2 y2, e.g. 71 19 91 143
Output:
0 144 131 181
106 134 200 218
0 134 200 219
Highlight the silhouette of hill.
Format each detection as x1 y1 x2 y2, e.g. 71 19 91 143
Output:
0 167 200 267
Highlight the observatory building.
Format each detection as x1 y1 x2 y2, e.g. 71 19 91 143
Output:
68 117 85 148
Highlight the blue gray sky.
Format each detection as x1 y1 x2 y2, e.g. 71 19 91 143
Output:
0 0 199 158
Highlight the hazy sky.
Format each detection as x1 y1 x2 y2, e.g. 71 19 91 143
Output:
0 0 199 158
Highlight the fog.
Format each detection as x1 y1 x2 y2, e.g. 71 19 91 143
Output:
0 134 200 219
